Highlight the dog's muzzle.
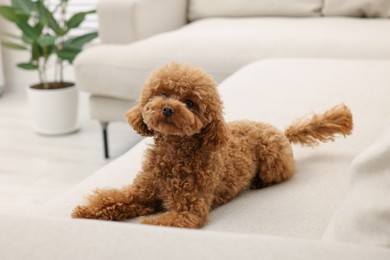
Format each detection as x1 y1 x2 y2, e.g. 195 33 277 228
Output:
162 106 175 117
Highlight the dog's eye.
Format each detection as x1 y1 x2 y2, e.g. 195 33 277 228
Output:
184 100 195 108
160 94 168 99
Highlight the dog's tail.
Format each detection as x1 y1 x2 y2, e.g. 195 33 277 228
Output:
284 104 353 147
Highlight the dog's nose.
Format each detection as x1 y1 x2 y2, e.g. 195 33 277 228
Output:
162 106 174 117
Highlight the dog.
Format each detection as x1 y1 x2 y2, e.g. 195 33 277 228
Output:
72 62 353 228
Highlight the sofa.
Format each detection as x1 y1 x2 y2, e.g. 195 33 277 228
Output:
74 0 390 158
3 1 389 259
2 58 390 259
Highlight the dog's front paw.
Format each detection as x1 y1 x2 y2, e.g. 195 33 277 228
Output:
141 211 206 229
71 204 125 221
71 205 95 219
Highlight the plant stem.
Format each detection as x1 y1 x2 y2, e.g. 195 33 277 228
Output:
54 36 63 82
59 57 64 82
39 58 49 89
38 62 44 84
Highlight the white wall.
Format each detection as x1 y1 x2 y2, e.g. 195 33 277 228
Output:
0 14 38 90
0 21 4 93
0 62 3 95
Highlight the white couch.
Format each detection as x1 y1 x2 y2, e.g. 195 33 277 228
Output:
2 59 388 259
3 1 389 258
74 0 390 157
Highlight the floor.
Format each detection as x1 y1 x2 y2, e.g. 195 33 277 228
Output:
0 89 141 215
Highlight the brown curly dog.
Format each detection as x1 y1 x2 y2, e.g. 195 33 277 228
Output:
72 62 353 228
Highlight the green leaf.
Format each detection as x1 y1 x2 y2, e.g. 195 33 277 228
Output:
35 36 54 59
31 42 43 60
64 32 98 49
21 34 33 44
59 32 98 63
16 20 40 40
45 45 54 59
48 14 64 35
35 0 49 26
66 10 95 30
37 35 55 47
57 47 80 63
17 62 38 70
11 0 33 14
0 5 19 22
0 5 28 23
34 23 44 36
1 40 27 50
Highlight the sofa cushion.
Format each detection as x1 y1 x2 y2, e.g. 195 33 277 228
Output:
188 0 322 21
75 18 390 102
1 214 390 260
42 59 390 240
326 128 390 247
323 0 390 17
0 216 390 260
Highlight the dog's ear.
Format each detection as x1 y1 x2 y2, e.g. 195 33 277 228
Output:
126 104 154 136
199 118 228 147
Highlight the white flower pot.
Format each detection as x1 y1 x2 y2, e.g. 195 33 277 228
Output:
27 85 79 135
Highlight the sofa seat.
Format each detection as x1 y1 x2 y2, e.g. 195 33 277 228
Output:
39 59 390 243
1 214 389 260
76 17 390 105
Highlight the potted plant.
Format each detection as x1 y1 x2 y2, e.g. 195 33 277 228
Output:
0 0 97 134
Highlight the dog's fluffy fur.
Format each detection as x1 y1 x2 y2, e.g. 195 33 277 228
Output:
72 63 353 228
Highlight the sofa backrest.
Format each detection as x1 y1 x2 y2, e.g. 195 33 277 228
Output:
188 0 390 21
323 0 390 17
188 0 322 21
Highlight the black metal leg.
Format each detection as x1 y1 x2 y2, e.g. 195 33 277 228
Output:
100 122 109 159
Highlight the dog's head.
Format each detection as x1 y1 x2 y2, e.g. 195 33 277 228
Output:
126 62 227 147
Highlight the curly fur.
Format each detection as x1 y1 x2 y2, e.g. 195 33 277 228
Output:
72 62 353 228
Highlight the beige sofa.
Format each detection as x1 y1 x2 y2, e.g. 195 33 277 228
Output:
74 0 390 158
2 2 390 259
2 58 389 259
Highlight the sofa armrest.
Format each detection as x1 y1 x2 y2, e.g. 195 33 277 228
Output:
97 0 188 44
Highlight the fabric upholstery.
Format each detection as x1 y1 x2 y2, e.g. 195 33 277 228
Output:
89 95 135 122
75 18 390 103
97 0 187 44
41 59 390 241
323 0 390 17
325 128 390 247
1 214 389 260
188 0 322 21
